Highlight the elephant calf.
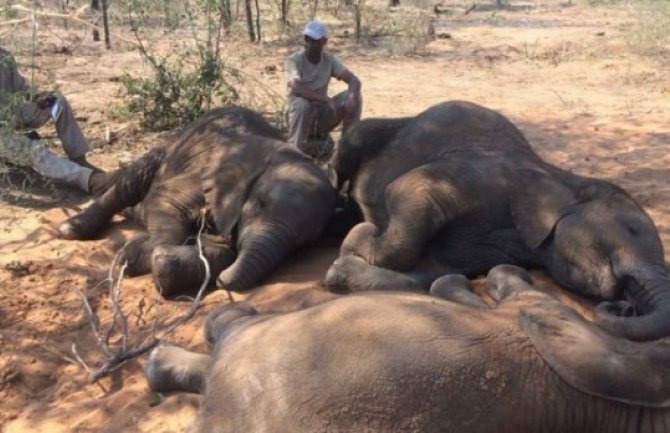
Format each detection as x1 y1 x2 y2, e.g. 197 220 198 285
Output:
59 107 336 295
325 100 670 341
146 265 670 433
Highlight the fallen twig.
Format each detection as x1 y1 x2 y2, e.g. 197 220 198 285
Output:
74 209 212 382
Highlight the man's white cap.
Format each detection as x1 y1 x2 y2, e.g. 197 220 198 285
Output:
303 20 328 40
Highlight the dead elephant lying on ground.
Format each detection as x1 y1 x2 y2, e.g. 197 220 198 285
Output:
146 265 670 433
325 100 670 341
59 106 336 295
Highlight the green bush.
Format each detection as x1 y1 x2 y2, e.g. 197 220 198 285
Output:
122 49 240 131
120 0 285 131
628 0 670 56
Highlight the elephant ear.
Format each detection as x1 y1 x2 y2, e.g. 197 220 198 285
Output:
509 169 578 249
520 301 670 407
203 156 267 237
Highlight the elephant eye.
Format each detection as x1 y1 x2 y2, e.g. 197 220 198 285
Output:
626 224 640 236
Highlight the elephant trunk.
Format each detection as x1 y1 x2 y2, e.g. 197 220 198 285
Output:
595 261 670 341
216 222 295 292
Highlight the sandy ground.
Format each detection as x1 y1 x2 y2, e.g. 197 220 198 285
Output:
1 1 669 432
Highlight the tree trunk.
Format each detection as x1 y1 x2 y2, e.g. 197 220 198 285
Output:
353 0 363 42
281 0 290 26
244 0 256 42
101 0 111 49
254 0 261 42
221 0 233 32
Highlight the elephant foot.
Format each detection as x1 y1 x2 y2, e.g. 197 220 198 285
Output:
325 255 367 293
325 254 425 293
119 233 152 277
151 245 211 297
429 274 489 309
58 210 110 240
485 264 534 303
145 344 209 394
340 222 380 263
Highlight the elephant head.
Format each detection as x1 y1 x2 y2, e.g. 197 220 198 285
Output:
214 159 336 291
327 116 413 191
512 169 670 341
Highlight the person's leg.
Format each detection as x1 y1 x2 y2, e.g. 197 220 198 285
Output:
333 90 362 135
314 92 343 136
13 91 93 164
312 90 362 137
0 129 93 192
287 97 314 149
50 92 92 161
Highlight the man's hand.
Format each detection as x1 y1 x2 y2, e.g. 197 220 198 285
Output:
34 92 57 110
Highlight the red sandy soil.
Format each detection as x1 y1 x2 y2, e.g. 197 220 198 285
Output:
1 1 669 431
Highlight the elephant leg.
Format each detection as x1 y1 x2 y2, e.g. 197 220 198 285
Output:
204 302 258 344
341 164 471 271
151 234 237 297
122 174 206 288
483 264 554 308
121 205 195 278
58 147 166 240
429 274 490 309
120 232 152 276
325 254 427 293
145 344 210 394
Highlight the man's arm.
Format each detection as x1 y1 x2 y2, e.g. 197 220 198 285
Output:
287 78 330 103
335 68 361 113
336 69 361 98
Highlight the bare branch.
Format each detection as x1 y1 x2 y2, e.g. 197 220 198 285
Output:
158 209 211 335
110 261 130 352
7 4 137 46
75 209 213 382
74 286 114 358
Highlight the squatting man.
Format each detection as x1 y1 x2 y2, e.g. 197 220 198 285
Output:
286 20 362 158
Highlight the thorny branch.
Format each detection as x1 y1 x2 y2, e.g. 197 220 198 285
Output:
2 4 138 46
71 210 212 382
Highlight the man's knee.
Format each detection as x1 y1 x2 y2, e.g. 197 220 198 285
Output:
289 97 312 117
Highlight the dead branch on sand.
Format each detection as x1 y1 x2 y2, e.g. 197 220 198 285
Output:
71 210 212 382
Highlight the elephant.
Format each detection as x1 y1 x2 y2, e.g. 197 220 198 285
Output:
145 265 670 433
58 106 336 295
324 100 670 341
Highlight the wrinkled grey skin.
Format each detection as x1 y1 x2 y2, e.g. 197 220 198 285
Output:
146 265 670 433
59 107 336 295
324 100 670 341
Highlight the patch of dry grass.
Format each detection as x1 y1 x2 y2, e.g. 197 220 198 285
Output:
627 0 670 57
